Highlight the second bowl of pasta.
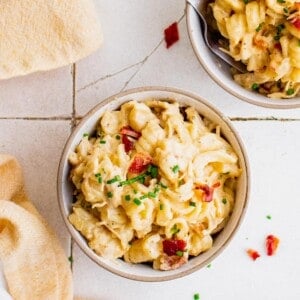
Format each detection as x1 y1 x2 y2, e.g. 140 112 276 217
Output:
187 0 300 108
57 86 250 281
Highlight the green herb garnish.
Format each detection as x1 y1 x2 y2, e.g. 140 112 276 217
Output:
171 224 180 235
83 133 89 137
106 175 121 184
99 140 106 144
147 165 158 178
176 251 183 257
107 192 113 198
243 0 249 4
286 88 295 95
283 7 289 13
256 23 264 32
159 203 164 210
194 293 200 300
115 135 121 140
68 255 73 263
252 83 259 91
159 182 168 189
95 173 102 183
189 201 196 207
266 215 272 220
125 195 131 201
222 198 227 204
277 0 285 3
133 198 142 206
178 179 185 186
206 263 212 268
139 194 148 200
119 174 146 186
172 165 180 173
148 192 157 198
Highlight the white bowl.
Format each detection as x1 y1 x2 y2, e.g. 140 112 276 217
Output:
186 3 300 109
57 86 250 281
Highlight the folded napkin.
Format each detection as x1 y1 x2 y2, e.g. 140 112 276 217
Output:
0 154 73 300
0 0 103 80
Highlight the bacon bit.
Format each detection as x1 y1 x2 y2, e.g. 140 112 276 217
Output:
212 181 221 188
291 17 300 30
120 126 141 139
164 22 179 48
253 37 268 50
121 134 135 153
195 184 214 202
120 126 141 153
163 239 186 256
274 42 282 51
128 153 152 174
266 235 280 256
247 249 261 261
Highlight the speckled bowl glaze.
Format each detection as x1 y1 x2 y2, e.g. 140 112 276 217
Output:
186 3 300 109
57 86 250 282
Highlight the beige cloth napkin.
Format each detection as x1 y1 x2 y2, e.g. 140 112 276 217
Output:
0 154 73 300
0 0 103 80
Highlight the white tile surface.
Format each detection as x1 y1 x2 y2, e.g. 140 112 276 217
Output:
1 1 300 299
0 66 72 118
71 121 300 300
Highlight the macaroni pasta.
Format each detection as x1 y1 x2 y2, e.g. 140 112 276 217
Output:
68 100 241 270
211 0 300 98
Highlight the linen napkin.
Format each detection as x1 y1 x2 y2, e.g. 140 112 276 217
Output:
0 154 73 300
0 0 103 80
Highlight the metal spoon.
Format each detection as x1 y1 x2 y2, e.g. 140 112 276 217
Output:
186 0 247 73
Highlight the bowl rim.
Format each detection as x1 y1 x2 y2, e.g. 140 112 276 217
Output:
57 86 251 281
185 3 300 109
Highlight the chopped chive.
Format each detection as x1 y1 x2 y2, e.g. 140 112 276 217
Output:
133 198 142 205
154 186 160 193
194 293 200 300
171 224 180 235
68 255 74 263
283 7 289 13
147 165 158 178
125 195 131 201
95 173 102 183
206 263 212 268
159 203 164 210
189 201 196 207
159 182 168 189
176 251 183 257
252 83 259 91
133 189 138 194
140 194 148 200
277 0 285 3
100 140 106 144
266 215 272 220
172 165 180 173
107 175 121 184
119 174 146 186
107 192 113 198
256 23 263 32
286 88 295 95
115 135 121 140
148 192 157 198
243 0 249 4
222 198 227 204
83 133 89 137
178 179 184 186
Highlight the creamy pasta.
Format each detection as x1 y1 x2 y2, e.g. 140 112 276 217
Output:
211 0 300 98
68 100 241 270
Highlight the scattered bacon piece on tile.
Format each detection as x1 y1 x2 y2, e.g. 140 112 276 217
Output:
164 22 179 48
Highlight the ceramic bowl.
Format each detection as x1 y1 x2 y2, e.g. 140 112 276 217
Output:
186 3 300 109
57 86 250 281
